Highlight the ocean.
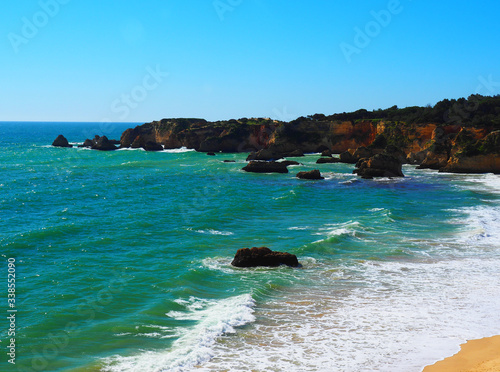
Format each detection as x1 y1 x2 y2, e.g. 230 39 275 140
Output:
1 122 499 372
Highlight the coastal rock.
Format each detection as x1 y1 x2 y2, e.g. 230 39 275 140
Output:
78 139 94 148
52 135 72 148
144 141 164 151
284 149 305 157
242 161 289 174
439 131 500 174
406 150 427 165
316 157 341 164
354 153 404 179
246 149 283 161
279 160 301 166
296 170 324 180
440 154 500 174
207 152 216 156
130 135 163 151
231 247 299 268
339 150 357 164
91 136 118 151
130 135 146 149
321 149 332 157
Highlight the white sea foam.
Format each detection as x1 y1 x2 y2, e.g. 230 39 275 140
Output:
313 221 364 242
162 147 196 153
197 258 500 372
102 294 255 372
192 229 234 236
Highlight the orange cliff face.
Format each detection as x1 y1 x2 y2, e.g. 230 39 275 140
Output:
330 121 377 153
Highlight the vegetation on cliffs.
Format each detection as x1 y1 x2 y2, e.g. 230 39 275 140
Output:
115 94 500 174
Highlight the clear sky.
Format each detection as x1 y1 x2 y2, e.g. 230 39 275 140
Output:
2 0 500 123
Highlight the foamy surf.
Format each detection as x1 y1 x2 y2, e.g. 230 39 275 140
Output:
162 147 196 153
102 294 255 372
196 257 500 372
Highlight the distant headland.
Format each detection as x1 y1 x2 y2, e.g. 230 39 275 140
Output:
53 94 500 175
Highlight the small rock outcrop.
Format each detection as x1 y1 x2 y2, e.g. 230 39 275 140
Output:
231 247 300 268
91 136 118 151
321 149 332 157
354 153 404 179
339 150 357 164
296 170 324 180
279 160 301 166
242 161 289 174
316 157 341 164
144 141 164 152
246 149 283 161
284 149 305 157
78 139 94 148
52 135 72 148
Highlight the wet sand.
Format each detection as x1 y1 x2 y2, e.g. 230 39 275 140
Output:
423 335 500 372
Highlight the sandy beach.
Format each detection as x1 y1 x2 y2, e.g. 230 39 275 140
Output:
423 335 500 372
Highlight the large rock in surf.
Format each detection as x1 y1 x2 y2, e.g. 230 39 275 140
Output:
78 139 94 148
52 135 72 148
321 149 332 157
231 247 300 268
316 157 341 164
246 148 283 161
242 161 289 174
296 170 324 180
279 160 301 166
91 135 118 151
439 130 500 174
354 153 404 179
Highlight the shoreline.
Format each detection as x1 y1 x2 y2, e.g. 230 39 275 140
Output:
423 335 500 372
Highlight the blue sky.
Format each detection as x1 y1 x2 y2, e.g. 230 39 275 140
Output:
2 0 500 123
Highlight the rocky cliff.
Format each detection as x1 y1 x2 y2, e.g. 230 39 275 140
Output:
118 94 500 174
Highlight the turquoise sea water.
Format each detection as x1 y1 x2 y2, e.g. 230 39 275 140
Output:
1 122 499 372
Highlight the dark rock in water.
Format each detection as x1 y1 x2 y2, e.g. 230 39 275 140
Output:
130 135 163 151
339 150 357 164
52 135 72 148
223 160 236 163
316 157 340 164
353 153 404 179
315 145 330 153
384 144 407 164
321 149 332 157
131 135 145 149
246 149 283 161
285 149 305 157
439 130 500 174
242 161 289 174
279 160 301 167
207 152 216 156
231 247 299 268
144 141 163 151
78 139 94 148
296 170 324 180
109 139 121 145
91 136 118 151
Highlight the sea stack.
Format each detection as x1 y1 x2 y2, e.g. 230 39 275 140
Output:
231 247 300 268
